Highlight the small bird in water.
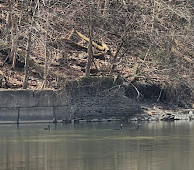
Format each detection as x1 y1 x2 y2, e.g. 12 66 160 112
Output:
113 124 123 130
44 125 50 130
136 123 141 129
120 124 123 130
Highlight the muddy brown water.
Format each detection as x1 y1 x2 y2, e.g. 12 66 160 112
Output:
0 121 194 170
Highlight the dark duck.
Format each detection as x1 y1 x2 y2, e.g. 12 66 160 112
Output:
44 125 50 130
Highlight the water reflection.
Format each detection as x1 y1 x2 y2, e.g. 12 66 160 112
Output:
0 121 194 170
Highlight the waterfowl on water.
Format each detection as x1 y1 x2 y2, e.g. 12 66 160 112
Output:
136 123 141 129
120 124 123 130
44 125 50 130
113 124 123 130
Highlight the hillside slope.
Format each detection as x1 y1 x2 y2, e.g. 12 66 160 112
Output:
0 0 193 107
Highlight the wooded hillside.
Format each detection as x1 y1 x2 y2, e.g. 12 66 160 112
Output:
0 0 193 106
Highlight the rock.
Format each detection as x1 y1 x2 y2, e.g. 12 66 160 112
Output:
130 117 138 121
160 113 175 121
174 114 190 120
148 116 159 121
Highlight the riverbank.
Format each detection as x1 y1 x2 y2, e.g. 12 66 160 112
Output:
0 77 193 124
0 77 141 123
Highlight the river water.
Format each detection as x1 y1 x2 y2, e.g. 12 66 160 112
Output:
0 121 194 170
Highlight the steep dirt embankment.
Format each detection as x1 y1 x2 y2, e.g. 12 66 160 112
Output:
65 76 142 121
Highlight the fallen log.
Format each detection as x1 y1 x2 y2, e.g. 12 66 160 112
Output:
75 30 109 52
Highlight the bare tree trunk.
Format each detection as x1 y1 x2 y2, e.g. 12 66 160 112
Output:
23 30 32 89
35 0 40 15
151 0 156 33
111 41 124 73
11 37 18 70
43 39 49 88
86 5 94 77
97 0 101 12
103 0 109 17
86 25 93 77
11 22 18 70
3 0 13 65
41 0 52 88
42 8 50 88
6 0 12 44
